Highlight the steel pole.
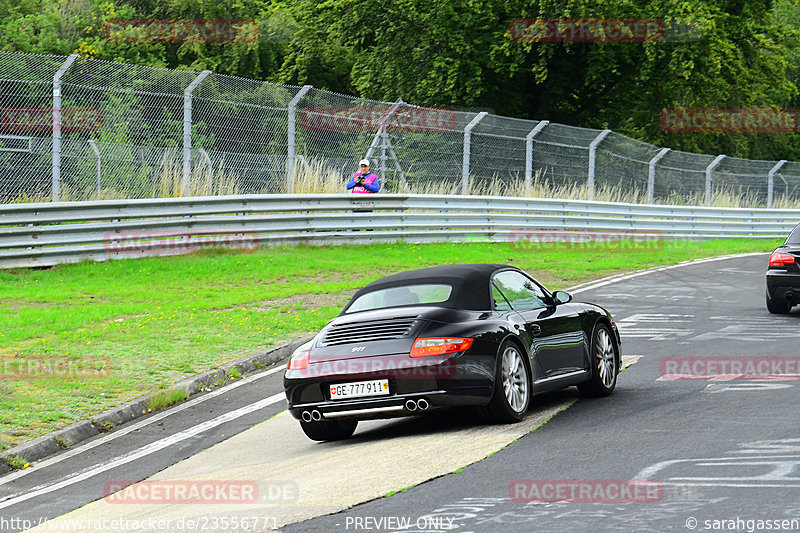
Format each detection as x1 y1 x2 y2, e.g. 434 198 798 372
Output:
286 85 312 193
705 154 726 206
52 54 78 202
647 148 671 204
767 160 787 208
462 112 488 195
525 121 549 196
587 129 611 201
182 70 211 197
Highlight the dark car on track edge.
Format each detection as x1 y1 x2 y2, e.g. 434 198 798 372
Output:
767 223 800 314
284 264 621 441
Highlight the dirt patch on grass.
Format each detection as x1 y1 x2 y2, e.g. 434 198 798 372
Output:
227 291 355 314
0 300 54 311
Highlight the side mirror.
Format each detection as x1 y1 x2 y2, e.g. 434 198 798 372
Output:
552 290 573 305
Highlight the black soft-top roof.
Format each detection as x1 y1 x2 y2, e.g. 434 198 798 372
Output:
342 264 516 312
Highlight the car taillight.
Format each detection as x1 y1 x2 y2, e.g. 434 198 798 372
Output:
287 349 310 370
410 337 473 357
769 252 796 268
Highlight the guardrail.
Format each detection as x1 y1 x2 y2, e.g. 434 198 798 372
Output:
1 194 799 269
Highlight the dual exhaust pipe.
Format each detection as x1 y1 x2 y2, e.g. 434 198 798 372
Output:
405 398 430 412
301 410 322 422
301 398 430 422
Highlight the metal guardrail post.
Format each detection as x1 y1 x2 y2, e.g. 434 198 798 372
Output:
705 154 726 206
87 140 101 198
52 54 78 202
768 160 787 208
647 148 671 204
525 121 549 196
462 112 488 195
182 70 211 197
587 129 611 201
286 85 312 193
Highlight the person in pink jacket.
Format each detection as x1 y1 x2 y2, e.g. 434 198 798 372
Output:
346 158 381 193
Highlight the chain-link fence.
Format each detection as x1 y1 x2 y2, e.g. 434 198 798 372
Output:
2 50 799 207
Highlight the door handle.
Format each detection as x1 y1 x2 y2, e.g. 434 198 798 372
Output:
530 324 542 336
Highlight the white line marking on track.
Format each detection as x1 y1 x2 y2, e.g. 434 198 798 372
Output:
0 392 286 509
703 383 794 393
0 364 286 487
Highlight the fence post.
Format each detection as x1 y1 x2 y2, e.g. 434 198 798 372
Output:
182 70 211 197
52 54 78 202
462 111 488 195
587 129 611 201
87 140 101 198
286 84 312 193
647 148 671 204
767 160 787 208
704 154 725 206
525 121 549 196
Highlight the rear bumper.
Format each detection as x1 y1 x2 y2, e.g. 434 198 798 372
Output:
766 270 800 302
287 388 491 421
284 352 494 421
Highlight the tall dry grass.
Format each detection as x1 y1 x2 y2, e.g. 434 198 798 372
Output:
291 158 350 194
294 164 800 209
9 155 800 209
156 159 240 198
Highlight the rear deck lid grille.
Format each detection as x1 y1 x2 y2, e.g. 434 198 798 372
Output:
320 316 419 346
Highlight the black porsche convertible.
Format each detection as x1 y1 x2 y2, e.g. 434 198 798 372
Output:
284 264 621 441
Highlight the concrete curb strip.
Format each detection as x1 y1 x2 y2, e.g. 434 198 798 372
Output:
0 336 311 475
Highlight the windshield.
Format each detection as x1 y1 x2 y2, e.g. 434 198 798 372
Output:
345 284 453 313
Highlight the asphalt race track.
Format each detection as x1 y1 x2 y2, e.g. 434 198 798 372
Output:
4 252 800 533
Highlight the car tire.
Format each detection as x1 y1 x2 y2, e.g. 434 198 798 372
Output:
766 290 791 314
577 323 618 397
479 340 531 424
299 419 357 441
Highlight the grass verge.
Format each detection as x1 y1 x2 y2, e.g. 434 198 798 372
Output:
0 239 779 449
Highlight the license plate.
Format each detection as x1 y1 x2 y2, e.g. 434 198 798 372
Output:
329 379 389 400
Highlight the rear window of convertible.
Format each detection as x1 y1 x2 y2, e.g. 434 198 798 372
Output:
787 225 800 244
346 284 453 313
